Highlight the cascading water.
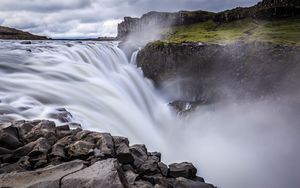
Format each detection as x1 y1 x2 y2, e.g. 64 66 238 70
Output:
0 41 175 150
0 40 299 188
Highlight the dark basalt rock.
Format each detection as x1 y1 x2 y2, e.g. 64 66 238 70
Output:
0 126 23 149
0 120 215 188
169 162 197 179
114 136 134 164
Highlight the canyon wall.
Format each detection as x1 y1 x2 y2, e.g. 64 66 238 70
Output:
137 42 300 103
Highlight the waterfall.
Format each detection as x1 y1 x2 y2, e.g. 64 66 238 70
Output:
0 41 175 148
130 50 139 65
0 40 299 188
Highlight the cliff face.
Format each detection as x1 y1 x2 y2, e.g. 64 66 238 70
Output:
214 0 300 22
117 11 214 40
0 26 47 40
118 0 300 40
137 42 300 103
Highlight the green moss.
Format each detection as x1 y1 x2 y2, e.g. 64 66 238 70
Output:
165 17 300 45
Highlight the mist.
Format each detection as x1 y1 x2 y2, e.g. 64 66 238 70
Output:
155 44 300 187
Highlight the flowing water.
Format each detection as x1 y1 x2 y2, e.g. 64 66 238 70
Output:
0 40 299 188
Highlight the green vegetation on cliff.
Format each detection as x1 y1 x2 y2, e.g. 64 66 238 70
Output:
166 17 300 45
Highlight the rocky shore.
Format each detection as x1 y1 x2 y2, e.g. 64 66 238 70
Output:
0 120 215 188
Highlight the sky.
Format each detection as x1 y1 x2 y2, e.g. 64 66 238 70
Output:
0 0 261 39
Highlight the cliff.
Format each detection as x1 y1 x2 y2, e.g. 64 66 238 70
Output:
117 11 215 40
117 0 300 41
0 26 47 40
137 42 300 104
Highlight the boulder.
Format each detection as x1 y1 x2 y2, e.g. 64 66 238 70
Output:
158 162 169 177
0 126 23 149
130 144 148 168
114 136 134 164
0 160 85 188
134 180 154 188
67 140 95 158
24 120 57 144
175 177 215 188
61 159 129 188
169 162 197 179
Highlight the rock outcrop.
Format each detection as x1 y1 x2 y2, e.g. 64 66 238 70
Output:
214 0 300 22
0 120 215 188
0 26 47 40
137 41 300 104
117 11 214 40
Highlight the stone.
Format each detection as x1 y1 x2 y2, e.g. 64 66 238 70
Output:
50 143 67 159
61 159 129 188
169 162 197 179
114 136 134 164
125 170 139 185
134 180 154 188
67 140 95 158
130 144 148 168
0 160 85 188
28 138 51 163
0 126 23 149
24 120 57 144
49 108 73 123
158 162 169 177
174 177 215 188
12 121 34 142
139 158 159 175
142 174 164 185
0 147 12 155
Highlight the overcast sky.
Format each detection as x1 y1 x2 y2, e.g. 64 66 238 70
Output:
0 0 260 39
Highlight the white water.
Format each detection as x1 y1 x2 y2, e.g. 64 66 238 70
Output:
0 41 299 188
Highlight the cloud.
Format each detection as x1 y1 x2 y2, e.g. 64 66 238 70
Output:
0 0 260 38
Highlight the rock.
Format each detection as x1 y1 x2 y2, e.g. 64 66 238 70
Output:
134 180 154 188
142 174 164 185
12 120 34 142
67 140 95 158
61 159 129 188
0 160 85 188
169 162 197 179
28 138 51 163
117 11 214 40
138 42 300 105
125 170 139 185
130 144 148 168
20 41 32 44
139 157 159 175
0 126 23 149
49 108 73 123
89 132 115 157
56 124 70 131
0 120 215 188
158 162 169 177
0 147 12 155
175 177 215 188
114 136 134 164
24 120 57 144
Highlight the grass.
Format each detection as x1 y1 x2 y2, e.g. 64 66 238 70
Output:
164 17 300 45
